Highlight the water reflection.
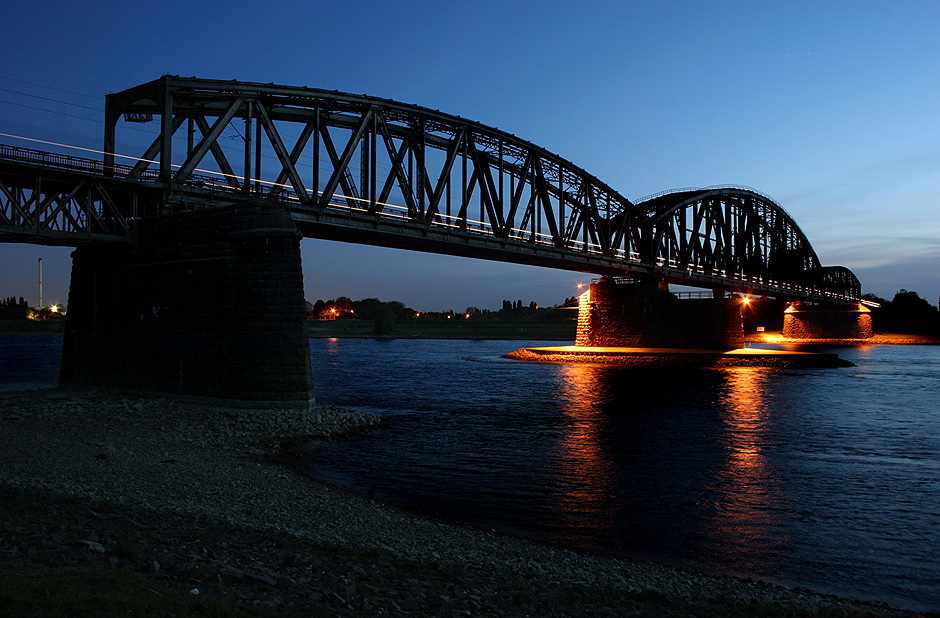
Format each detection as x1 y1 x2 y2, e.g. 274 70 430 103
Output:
554 364 617 535
550 362 784 572
712 368 783 569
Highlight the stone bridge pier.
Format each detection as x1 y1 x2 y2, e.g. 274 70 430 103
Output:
575 278 745 349
782 302 873 340
60 202 315 409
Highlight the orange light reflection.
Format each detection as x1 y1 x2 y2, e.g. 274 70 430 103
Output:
554 364 616 534
714 368 779 552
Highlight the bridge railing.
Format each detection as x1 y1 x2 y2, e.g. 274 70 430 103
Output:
0 143 154 181
289 188 647 263
0 143 236 189
0 142 859 304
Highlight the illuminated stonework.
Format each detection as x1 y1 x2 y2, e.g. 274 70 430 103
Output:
575 279 744 349
782 303 873 339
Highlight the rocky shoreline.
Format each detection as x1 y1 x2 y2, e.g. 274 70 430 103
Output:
0 388 927 617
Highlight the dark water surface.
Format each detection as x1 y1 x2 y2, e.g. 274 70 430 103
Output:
2 335 937 611
307 339 940 613
0 334 62 391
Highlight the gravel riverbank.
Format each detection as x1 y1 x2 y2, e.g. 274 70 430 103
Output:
0 388 926 617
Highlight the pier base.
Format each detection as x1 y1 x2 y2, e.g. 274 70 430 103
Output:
60 202 315 409
782 303 873 340
575 279 744 350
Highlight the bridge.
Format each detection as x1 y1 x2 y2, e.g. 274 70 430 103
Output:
0 76 868 407
2 75 859 302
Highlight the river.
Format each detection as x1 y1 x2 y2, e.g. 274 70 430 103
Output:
2 334 938 612
307 338 940 613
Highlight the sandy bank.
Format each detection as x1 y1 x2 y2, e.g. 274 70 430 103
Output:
504 346 854 367
0 389 923 617
745 332 940 346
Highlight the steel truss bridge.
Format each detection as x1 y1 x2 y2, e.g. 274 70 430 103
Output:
0 76 860 303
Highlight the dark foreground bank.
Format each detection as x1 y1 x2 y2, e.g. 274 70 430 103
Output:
0 389 927 617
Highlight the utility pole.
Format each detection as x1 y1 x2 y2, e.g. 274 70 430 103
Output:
38 258 43 308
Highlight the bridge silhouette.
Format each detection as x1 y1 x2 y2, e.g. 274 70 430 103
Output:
1 75 859 302
0 76 868 407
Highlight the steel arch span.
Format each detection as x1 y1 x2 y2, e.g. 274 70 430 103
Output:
0 76 861 302
638 187 861 301
103 76 646 264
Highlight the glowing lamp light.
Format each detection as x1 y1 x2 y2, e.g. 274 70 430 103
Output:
576 283 584 289
741 297 751 305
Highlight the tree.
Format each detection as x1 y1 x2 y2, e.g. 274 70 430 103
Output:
868 289 939 334
352 298 383 321
0 297 30 320
373 303 395 335
888 289 939 334
334 296 353 313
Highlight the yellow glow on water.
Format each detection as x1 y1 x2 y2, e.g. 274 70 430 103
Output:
724 369 767 473
713 368 779 551
555 364 613 531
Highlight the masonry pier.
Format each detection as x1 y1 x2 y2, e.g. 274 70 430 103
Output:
782 302 874 340
575 278 744 349
60 202 315 409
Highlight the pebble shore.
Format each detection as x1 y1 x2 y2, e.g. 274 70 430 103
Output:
0 388 926 617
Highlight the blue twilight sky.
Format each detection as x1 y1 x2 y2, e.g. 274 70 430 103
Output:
1 0 938 312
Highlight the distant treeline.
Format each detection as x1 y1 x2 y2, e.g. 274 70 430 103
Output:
863 290 939 335
306 297 569 321
307 297 414 322
0 297 30 320
0 297 66 321
310 289 939 336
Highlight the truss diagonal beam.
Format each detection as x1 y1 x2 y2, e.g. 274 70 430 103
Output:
318 112 372 209
176 100 245 186
256 102 309 203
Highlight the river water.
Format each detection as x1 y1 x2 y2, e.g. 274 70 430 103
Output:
307 338 940 613
2 335 937 611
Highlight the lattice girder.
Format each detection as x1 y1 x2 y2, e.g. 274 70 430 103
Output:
643 188 824 287
104 76 643 260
